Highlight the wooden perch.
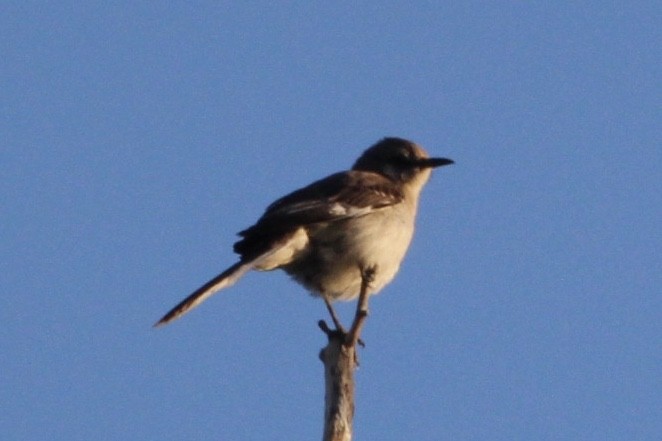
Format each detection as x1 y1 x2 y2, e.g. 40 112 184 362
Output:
318 267 375 441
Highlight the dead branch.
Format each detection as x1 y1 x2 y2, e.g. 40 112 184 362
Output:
318 266 375 441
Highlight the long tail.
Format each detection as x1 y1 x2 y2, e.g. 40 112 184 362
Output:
154 261 253 326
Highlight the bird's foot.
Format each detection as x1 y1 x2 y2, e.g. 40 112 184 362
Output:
317 319 365 345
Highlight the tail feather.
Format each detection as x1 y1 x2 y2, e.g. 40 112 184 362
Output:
154 261 252 326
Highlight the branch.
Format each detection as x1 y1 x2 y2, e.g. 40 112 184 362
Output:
319 327 355 441
319 266 375 441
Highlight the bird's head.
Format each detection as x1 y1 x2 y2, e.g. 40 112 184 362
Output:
352 137 453 191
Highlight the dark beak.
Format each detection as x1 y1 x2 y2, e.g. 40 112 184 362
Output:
421 157 454 168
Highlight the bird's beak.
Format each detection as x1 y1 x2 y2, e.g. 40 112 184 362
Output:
421 157 454 168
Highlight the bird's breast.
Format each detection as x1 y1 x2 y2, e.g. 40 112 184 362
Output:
284 205 416 301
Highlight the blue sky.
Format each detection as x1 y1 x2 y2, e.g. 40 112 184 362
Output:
2 2 660 440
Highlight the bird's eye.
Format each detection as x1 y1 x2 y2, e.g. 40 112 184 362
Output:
392 150 413 166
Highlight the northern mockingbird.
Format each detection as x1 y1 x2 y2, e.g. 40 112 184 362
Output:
155 137 453 327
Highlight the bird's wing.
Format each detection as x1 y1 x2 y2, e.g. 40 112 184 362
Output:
233 171 402 259
264 171 402 221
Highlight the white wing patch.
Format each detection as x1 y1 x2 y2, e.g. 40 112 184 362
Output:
329 202 377 218
328 202 347 216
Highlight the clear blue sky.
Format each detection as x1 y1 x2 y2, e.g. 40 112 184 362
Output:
2 2 659 440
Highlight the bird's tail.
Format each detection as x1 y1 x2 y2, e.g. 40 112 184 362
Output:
154 261 253 327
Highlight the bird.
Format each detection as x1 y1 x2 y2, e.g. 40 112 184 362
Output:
155 137 453 327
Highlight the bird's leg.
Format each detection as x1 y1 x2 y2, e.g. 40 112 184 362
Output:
324 297 346 333
346 265 375 348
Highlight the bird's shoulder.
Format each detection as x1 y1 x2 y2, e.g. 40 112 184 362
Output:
264 170 403 217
